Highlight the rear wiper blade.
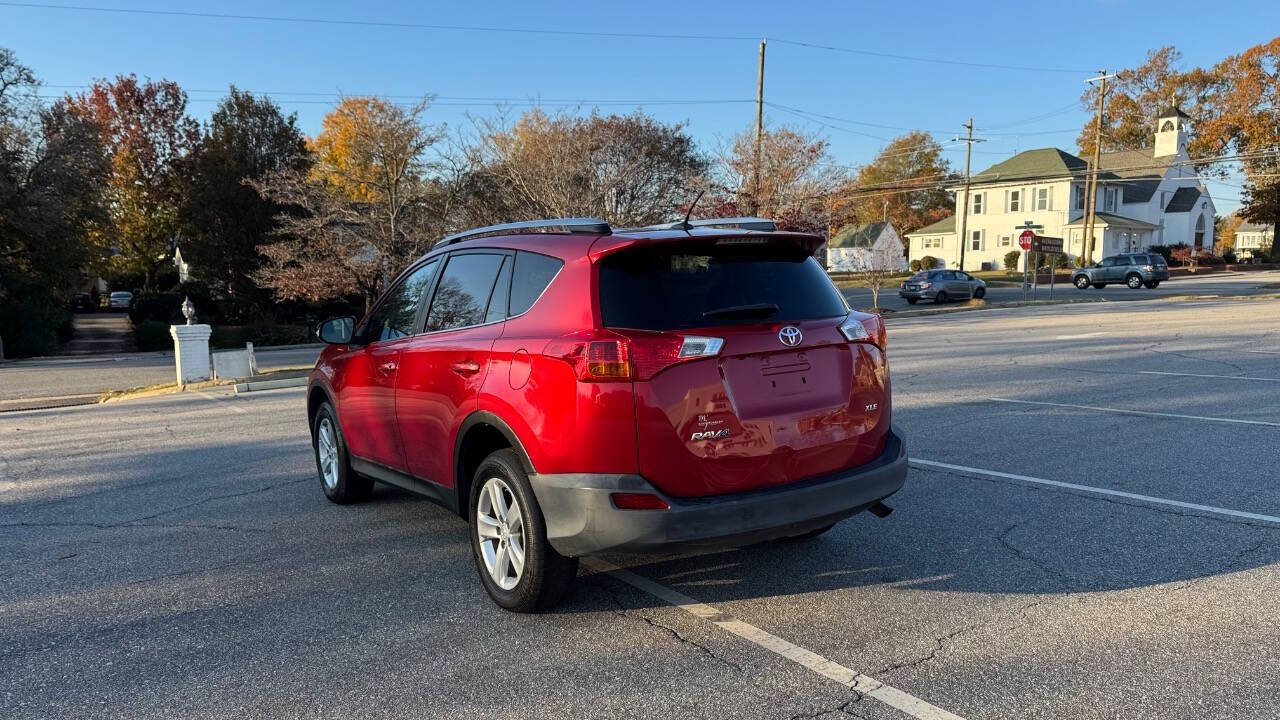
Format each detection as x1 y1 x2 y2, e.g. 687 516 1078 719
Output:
701 303 779 319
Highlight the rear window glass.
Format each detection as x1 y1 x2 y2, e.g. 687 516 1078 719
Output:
598 244 848 331
509 251 563 316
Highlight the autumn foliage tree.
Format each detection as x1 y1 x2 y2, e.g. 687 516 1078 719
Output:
252 97 447 308
836 131 954 245
67 75 199 289
474 109 706 226
714 123 845 234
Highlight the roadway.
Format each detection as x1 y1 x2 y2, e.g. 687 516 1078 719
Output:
3 296 1278 718
841 268 1280 312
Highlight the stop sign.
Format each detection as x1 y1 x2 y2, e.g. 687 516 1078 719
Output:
1018 230 1035 251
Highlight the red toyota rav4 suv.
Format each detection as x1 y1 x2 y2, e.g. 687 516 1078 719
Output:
307 217 907 611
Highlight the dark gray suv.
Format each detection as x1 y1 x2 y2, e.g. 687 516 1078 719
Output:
1072 253 1170 290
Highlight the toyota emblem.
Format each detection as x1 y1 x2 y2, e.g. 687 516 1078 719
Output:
778 326 803 347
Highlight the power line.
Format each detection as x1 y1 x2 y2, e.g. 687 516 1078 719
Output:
767 38 1091 74
1 2 1103 74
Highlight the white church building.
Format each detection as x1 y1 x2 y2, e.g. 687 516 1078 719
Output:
906 106 1215 271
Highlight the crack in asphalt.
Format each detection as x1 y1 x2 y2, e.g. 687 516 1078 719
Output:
0 520 264 533
586 579 744 673
1141 333 1245 372
997 522 1077 586
789 690 865 719
872 622 982 677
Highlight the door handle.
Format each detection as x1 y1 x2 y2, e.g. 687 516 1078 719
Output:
378 361 398 376
451 360 481 376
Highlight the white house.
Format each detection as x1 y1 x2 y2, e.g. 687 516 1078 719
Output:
826 221 908 272
1235 222 1274 260
905 106 1216 271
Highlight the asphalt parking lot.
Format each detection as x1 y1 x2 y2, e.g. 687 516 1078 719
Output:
2 297 1278 719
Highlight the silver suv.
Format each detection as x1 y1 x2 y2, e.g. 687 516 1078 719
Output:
1073 253 1170 290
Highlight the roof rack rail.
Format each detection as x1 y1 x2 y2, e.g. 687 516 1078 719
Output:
622 216 777 232
439 217 611 246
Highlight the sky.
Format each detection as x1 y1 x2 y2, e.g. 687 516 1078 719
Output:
4 0 1278 212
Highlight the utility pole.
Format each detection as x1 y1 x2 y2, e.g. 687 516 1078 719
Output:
1082 70 1116 266
953 118 985 271
753 39 766 215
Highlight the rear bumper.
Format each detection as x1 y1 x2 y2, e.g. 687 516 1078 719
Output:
530 428 908 556
898 289 934 299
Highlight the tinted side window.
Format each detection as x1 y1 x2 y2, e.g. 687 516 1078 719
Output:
485 255 512 324
509 251 564 316
365 260 439 342
425 253 505 332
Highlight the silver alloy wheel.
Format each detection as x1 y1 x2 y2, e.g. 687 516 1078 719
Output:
317 418 339 491
476 476 526 591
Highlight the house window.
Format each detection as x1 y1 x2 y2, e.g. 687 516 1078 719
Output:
1008 190 1020 213
1036 187 1051 211
970 230 982 251
972 193 983 215
1104 187 1117 212
1160 191 1167 209
1000 235 1011 247
1074 185 1085 210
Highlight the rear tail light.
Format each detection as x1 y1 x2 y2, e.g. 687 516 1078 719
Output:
610 492 669 510
548 331 724 382
840 314 886 349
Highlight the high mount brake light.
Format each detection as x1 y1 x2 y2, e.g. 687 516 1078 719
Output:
549 332 725 381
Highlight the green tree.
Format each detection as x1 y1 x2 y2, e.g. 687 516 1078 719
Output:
66 75 200 289
178 87 309 320
0 48 109 356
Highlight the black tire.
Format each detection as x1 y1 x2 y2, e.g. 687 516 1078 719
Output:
468 449 578 612
1145 281 1160 289
1125 273 1143 289
781 523 837 541
973 287 986 299
1073 275 1090 289
311 401 373 504
933 291 948 304
905 298 918 305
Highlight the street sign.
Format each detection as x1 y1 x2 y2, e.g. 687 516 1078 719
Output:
1019 230 1035 251
1032 235 1064 255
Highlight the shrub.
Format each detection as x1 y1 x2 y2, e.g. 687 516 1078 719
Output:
1222 249 1237 264
918 255 939 270
908 259 922 272
210 322 312 349
1003 251 1021 271
133 320 172 352
128 292 183 325
0 278 73 358
1195 251 1225 265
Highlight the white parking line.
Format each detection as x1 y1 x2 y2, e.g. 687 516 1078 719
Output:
911 458 1280 525
1247 350 1280 355
195 391 248 414
1138 370 1280 383
1055 331 1109 339
585 558 966 720
986 397 1280 428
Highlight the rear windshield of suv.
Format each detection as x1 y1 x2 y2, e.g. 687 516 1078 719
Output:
598 244 848 331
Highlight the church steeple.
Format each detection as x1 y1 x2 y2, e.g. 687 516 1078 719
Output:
1155 101 1190 157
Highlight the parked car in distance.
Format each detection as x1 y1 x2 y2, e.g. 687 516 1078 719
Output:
898 269 986 304
69 293 95 313
307 217 907 612
107 291 133 310
1073 253 1169 289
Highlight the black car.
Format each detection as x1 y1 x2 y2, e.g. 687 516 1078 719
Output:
70 293 95 313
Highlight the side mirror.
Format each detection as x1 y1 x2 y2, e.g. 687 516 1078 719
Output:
317 316 355 345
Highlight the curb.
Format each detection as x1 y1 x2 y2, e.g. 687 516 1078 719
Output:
233 376 309 394
252 343 324 352
0 393 102 413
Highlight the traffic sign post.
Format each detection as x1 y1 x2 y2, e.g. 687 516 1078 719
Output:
1019 230 1035 301
1029 236 1064 300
